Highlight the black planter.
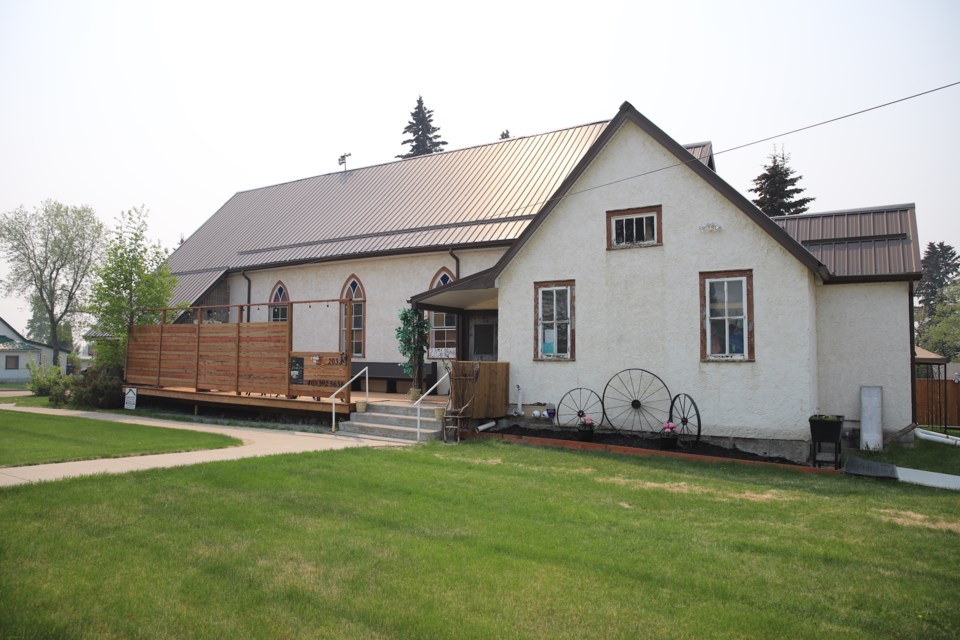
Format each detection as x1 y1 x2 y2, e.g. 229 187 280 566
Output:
659 435 678 450
809 414 844 469
578 428 594 442
809 415 844 441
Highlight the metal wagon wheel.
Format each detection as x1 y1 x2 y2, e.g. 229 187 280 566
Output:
669 393 701 447
602 369 672 433
556 388 604 428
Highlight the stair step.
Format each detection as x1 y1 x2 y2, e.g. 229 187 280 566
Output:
352 411 442 428
339 419 442 441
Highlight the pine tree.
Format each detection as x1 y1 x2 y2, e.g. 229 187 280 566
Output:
916 241 960 317
397 96 448 159
749 147 815 217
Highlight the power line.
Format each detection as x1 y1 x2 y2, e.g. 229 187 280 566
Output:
559 80 960 200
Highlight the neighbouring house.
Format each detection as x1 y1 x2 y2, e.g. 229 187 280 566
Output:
162 102 921 459
0 316 69 382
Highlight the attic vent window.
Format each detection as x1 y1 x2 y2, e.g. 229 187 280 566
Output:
607 206 662 250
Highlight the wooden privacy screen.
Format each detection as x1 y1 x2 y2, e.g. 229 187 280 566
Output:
452 360 509 419
915 378 960 428
125 322 350 403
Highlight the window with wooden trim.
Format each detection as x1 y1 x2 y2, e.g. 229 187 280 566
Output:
535 281 575 360
269 282 289 322
700 270 754 361
607 205 662 249
4 355 19 370
340 276 365 357
428 269 457 359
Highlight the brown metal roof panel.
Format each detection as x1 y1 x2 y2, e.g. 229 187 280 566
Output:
169 270 226 307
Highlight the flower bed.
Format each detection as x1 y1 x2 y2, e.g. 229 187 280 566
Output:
480 425 805 467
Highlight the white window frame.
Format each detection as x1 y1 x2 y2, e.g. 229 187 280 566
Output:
428 270 457 359
703 275 749 361
535 281 574 360
607 205 662 250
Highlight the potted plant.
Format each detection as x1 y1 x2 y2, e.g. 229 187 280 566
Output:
577 415 594 442
396 308 431 400
355 400 367 413
660 421 679 450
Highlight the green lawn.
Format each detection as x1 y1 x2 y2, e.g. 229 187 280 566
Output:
850 436 960 475
0 412 241 466
0 381 29 390
1 440 958 639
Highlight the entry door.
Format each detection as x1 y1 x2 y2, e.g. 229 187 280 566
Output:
467 312 498 361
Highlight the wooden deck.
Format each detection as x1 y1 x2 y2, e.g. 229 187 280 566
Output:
124 385 448 416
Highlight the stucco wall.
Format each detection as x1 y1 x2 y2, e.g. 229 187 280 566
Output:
225 248 504 363
815 281 913 433
497 119 822 440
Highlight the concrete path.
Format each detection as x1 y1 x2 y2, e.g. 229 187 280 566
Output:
896 466 960 491
0 404 409 488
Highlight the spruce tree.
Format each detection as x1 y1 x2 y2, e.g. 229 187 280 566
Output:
749 148 815 217
397 96 448 159
916 241 960 317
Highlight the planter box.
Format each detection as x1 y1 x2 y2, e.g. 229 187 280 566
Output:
809 414 844 469
809 415 844 440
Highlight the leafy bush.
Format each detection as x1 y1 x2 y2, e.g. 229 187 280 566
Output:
48 376 74 407
25 361 63 396
68 366 124 409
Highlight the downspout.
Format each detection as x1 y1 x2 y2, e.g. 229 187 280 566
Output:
449 248 460 279
909 280 917 424
448 248 462 360
241 271 252 322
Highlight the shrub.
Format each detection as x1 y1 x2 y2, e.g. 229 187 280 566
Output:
25 361 63 396
48 375 74 407
69 366 124 409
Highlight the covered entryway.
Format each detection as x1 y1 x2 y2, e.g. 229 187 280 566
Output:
466 312 498 361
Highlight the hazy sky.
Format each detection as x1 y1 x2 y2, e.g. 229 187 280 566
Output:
1 0 958 335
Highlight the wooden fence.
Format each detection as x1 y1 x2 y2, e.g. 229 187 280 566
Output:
914 378 960 428
125 320 351 402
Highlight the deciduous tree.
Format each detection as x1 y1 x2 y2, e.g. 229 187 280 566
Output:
397 96 448 159
88 206 177 368
917 281 960 361
0 200 103 365
749 148 815 217
26 293 75 353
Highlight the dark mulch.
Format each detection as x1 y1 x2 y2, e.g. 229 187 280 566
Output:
489 425 801 466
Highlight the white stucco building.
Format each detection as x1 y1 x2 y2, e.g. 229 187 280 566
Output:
165 102 921 456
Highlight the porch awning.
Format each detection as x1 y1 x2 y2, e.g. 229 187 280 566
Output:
408 268 498 312
915 347 948 365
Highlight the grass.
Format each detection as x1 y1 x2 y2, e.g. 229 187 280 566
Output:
0 412 242 467
851 437 960 475
0 381 29 390
1 440 959 639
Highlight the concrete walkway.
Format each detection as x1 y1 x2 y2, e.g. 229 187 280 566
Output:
0 404 409 488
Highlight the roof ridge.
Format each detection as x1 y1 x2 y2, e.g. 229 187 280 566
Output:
774 203 916 218
231 120 613 196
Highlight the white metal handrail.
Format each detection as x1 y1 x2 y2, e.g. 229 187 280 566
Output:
329 367 368 431
414 371 450 442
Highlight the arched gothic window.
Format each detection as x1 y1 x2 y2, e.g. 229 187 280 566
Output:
270 282 290 322
340 276 365 357
428 268 457 359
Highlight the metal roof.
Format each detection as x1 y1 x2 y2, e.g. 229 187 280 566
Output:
167 118 716 305
773 204 921 280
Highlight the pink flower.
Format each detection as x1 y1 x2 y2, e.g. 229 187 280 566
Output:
584 416 593 426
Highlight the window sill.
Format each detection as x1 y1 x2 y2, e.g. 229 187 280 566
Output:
607 242 663 251
701 357 754 363
535 356 575 362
